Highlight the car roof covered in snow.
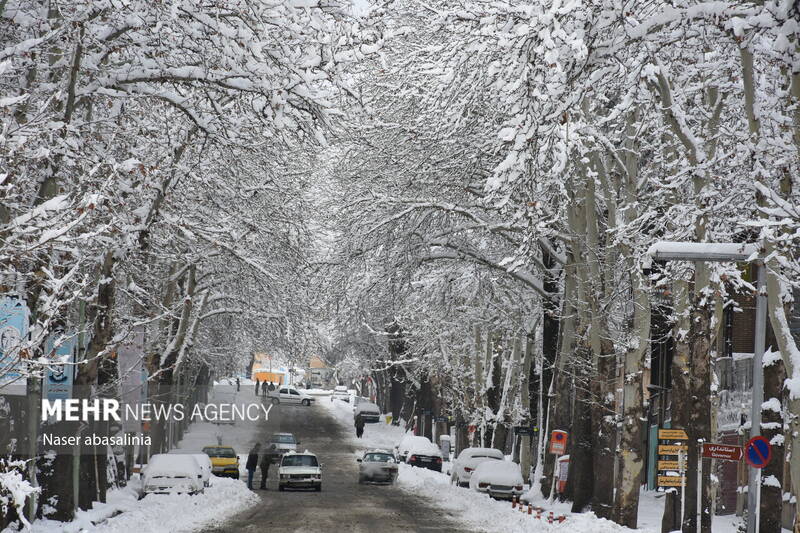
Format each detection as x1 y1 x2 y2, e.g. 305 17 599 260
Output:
457 447 504 459
364 449 394 456
471 460 523 484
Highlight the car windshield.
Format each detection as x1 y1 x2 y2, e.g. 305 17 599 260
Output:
282 455 318 467
364 453 394 463
203 447 235 458
272 435 295 444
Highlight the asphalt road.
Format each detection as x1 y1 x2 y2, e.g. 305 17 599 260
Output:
201 397 470 533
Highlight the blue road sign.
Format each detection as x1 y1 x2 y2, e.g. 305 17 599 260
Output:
745 436 772 469
44 333 75 402
0 296 29 394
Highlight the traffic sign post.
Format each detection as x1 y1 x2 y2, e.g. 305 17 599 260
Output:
702 443 743 461
548 430 568 503
549 430 568 455
745 436 772 469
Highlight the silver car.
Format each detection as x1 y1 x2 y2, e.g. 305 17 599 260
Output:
357 450 398 484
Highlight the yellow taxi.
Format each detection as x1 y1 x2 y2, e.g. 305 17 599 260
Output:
202 445 240 479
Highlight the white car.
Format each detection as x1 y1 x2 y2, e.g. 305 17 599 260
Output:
450 447 504 487
354 401 381 423
278 451 322 491
468 460 524 500
269 386 315 406
269 432 299 455
142 454 204 496
331 385 349 402
394 435 443 471
190 453 213 486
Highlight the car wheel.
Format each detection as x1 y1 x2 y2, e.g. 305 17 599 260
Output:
302 399 310 406
315 484 322 492
271 398 279 405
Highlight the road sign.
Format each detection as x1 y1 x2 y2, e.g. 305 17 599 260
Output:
745 436 772 469
43 333 75 403
549 430 568 455
658 444 688 455
658 428 688 440
702 443 743 461
658 460 685 471
515 426 537 436
657 475 686 487
0 296 29 395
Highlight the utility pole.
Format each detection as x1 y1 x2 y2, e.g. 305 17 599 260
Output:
746 263 767 533
648 241 764 533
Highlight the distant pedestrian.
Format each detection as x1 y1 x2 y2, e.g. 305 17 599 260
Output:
268 382 276 392
255 380 260 396
246 443 261 489
355 414 365 438
259 444 277 489
261 382 268 397
236 377 240 392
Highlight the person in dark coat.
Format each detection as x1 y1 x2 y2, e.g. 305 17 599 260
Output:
355 414 365 438
259 444 277 489
255 379 260 396
245 443 261 489
261 381 268 397
268 382 276 392
236 377 240 392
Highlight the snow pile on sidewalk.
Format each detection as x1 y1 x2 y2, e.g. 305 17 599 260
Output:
11 477 257 533
397 463 643 533
321 396 407 450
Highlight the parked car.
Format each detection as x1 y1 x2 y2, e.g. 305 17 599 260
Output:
357 449 398 484
278 451 322 491
354 401 381 423
142 454 204 496
190 453 213 486
450 447 504 487
395 435 443 471
269 386 315 406
468 460 524 500
202 445 239 479
332 385 350 402
269 432 299 455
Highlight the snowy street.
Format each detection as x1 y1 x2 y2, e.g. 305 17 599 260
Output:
200 389 467 532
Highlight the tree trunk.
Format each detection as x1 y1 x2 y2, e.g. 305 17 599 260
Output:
568 343 593 511
614 268 652 527
590 337 616 519
759 342 785 533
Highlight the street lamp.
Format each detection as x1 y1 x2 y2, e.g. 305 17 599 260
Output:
647 241 765 533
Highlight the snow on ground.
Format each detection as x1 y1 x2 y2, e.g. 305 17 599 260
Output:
320 398 751 533
22 477 258 533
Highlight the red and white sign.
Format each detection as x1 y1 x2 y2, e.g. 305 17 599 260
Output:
702 443 743 461
549 430 568 455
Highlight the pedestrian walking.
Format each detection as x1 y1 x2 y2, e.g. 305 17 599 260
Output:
259 444 277 489
355 414 365 438
261 381 268 397
246 443 261 489
255 379 260 396
268 381 276 393
236 377 240 392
